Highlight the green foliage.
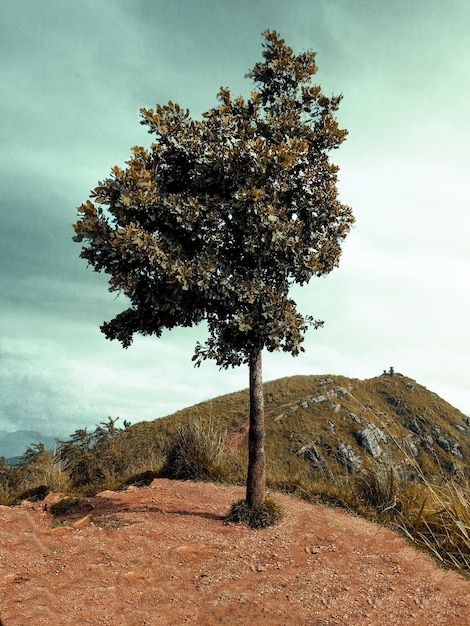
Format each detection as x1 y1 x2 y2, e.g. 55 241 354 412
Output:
73 30 353 368
55 418 125 489
225 497 284 529
72 29 353 513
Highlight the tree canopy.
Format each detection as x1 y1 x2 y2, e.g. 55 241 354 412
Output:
73 30 354 510
73 30 353 369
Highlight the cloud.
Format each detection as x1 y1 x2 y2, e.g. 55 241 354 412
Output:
1 0 469 441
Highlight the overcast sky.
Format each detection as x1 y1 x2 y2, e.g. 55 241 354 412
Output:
1 0 469 439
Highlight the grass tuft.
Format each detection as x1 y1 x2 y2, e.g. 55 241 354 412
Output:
225 497 284 529
161 417 227 481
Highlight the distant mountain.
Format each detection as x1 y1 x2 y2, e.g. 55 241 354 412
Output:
0 430 59 459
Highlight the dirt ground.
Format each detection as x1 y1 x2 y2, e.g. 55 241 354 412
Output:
1 478 469 625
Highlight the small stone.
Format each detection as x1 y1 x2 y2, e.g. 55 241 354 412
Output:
436 435 451 452
42 493 63 509
50 525 73 534
71 514 92 530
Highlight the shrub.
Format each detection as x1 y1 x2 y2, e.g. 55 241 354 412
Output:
118 470 160 490
356 462 399 511
10 485 50 506
55 418 126 488
161 417 227 481
49 497 85 516
225 497 284 529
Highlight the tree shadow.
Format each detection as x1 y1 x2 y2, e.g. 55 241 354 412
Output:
87 495 224 528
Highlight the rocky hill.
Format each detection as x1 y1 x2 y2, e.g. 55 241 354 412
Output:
123 371 470 488
3 371 469 574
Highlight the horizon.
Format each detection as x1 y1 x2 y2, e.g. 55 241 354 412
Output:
1 0 469 436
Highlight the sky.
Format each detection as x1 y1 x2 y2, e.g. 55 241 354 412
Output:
1 0 469 440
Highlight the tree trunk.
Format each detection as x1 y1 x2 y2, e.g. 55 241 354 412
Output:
246 349 266 507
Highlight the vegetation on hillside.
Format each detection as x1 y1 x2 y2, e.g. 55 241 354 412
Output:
1 372 469 575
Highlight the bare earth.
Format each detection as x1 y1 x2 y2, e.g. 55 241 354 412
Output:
1 479 469 625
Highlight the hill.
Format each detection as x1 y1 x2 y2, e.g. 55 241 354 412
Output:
123 371 470 488
2 372 470 574
0 430 59 460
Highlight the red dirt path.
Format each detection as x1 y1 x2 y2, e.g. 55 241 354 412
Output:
1 479 469 625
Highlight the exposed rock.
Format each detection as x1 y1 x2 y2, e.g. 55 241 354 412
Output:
42 492 63 510
452 423 467 434
395 461 422 484
316 377 333 387
71 513 93 530
422 434 434 449
349 412 362 424
451 444 463 459
404 415 428 437
402 435 418 458
386 397 408 416
337 387 348 397
447 462 466 485
355 424 387 457
436 435 451 452
296 443 327 470
335 442 363 474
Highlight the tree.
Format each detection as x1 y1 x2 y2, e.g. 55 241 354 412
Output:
73 30 354 510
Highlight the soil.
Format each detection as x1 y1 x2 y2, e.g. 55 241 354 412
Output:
1 478 469 625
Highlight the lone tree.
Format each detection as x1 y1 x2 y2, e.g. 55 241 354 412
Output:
73 31 354 510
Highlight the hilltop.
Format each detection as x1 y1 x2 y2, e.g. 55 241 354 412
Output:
2 372 470 575
122 371 470 489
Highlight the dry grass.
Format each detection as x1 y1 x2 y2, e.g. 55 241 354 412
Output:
3 373 470 575
161 416 228 481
